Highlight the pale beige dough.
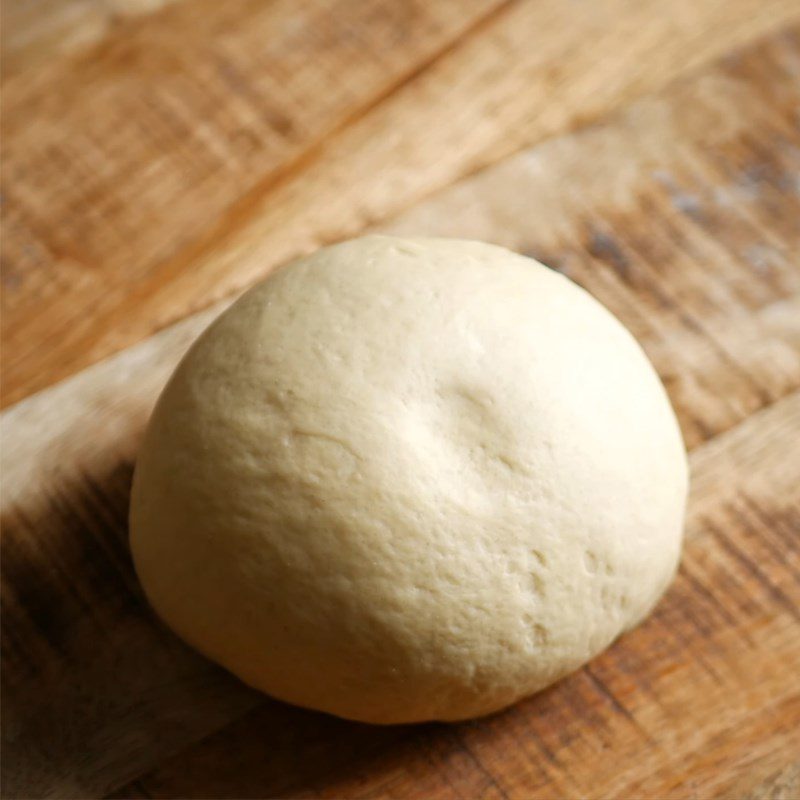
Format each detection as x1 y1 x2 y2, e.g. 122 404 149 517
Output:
130 235 688 724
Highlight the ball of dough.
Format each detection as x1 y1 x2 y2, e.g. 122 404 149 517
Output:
130 235 687 724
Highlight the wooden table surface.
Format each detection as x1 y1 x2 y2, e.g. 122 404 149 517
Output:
2 1 800 798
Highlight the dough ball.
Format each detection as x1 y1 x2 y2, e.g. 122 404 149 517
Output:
130 235 687 724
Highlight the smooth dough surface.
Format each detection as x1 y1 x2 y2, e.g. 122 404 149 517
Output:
130 235 688 724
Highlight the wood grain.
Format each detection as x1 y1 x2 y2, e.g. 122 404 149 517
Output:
0 0 501 407
0 0 185 79
732 762 800 800
2 0 798 407
0 304 248 799
2 25 799 798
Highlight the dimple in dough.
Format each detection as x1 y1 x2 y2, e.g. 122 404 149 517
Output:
130 235 688 724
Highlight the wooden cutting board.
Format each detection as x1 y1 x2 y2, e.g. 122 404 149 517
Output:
2 1 799 798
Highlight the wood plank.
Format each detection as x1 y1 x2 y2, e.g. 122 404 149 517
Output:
126 393 800 799
0 0 500 407
3 0 798 407
0 305 247 799
2 26 799 799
